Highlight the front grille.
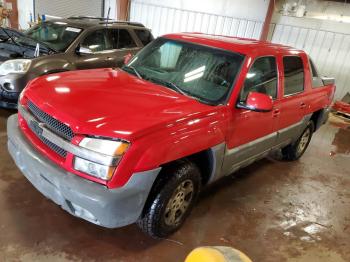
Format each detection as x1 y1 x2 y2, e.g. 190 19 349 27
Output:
27 100 74 141
28 120 67 158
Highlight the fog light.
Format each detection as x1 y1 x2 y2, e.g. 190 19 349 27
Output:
70 203 99 224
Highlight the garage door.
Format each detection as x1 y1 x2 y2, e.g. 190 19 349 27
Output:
34 0 105 18
270 23 350 100
129 0 263 39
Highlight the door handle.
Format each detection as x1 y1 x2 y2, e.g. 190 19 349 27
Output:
300 102 306 109
273 108 280 117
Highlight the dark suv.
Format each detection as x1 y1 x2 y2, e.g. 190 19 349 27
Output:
0 17 153 109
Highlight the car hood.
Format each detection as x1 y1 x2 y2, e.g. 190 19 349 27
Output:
0 28 51 61
24 68 217 140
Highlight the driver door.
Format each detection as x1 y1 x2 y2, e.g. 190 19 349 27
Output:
222 56 280 175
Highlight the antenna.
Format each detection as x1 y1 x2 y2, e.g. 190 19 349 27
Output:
105 7 111 26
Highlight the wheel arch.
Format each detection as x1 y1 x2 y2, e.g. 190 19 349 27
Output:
310 108 329 132
155 143 226 188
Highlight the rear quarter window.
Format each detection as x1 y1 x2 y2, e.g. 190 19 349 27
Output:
134 29 154 46
109 29 137 49
309 58 324 88
283 56 304 96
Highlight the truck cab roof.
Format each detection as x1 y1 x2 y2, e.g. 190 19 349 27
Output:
163 32 304 56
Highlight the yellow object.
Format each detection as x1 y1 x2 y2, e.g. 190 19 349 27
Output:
185 247 226 262
185 246 252 262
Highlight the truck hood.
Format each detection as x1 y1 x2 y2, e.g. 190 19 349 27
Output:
25 68 217 140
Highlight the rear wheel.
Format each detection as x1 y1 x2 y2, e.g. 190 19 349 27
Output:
282 121 314 161
137 160 201 238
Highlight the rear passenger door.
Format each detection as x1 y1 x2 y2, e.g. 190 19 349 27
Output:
276 55 307 144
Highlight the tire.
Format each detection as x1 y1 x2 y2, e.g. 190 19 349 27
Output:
137 160 201 238
282 121 314 161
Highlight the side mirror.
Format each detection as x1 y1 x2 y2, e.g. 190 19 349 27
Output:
124 53 133 65
76 46 92 55
237 92 273 112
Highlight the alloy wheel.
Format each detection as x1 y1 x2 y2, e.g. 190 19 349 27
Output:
164 179 194 226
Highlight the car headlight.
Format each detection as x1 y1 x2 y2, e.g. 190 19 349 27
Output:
73 137 130 180
0 59 31 76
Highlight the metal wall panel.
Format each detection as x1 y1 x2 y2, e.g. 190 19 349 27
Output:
130 0 349 100
130 0 263 39
271 23 350 100
34 0 104 18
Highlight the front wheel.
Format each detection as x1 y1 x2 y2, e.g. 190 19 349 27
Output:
282 121 314 161
137 160 201 238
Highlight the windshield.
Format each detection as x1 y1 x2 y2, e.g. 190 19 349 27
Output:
19 21 82 52
123 38 244 104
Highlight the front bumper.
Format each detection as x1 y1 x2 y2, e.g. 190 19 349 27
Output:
7 114 161 228
0 73 28 109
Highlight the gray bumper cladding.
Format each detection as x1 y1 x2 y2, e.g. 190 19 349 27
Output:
7 114 161 228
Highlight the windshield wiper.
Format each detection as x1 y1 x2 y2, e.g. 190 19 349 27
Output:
122 65 142 79
0 27 22 47
146 77 188 96
146 76 217 106
24 35 58 53
1 28 57 54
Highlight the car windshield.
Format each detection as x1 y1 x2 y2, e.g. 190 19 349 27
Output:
123 38 244 105
19 21 82 52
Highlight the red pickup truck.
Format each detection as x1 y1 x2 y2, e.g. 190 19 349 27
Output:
7 33 335 237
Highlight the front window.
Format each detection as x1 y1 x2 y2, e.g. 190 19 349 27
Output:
123 38 244 105
19 21 82 52
239 56 278 103
80 29 137 53
81 29 109 52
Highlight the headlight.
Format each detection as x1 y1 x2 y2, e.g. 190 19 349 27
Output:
74 157 116 180
0 59 31 76
73 137 130 180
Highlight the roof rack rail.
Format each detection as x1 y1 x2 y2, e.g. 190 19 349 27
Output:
68 16 109 21
98 21 145 27
67 16 145 27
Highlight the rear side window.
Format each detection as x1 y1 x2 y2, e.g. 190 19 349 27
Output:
283 56 304 96
239 56 278 103
309 58 324 88
309 59 318 77
109 29 137 49
134 29 153 46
